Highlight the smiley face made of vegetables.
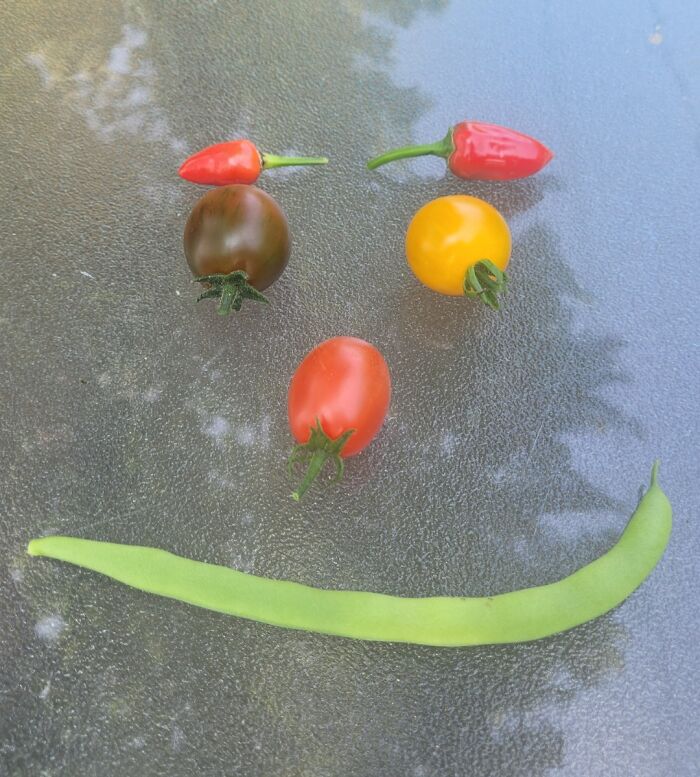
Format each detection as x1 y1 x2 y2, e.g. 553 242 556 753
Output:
405 195 511 310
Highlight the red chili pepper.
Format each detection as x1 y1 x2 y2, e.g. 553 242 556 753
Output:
366 121 553 180
179 139 328 186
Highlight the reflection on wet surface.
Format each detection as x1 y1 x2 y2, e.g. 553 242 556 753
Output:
27 24 186 153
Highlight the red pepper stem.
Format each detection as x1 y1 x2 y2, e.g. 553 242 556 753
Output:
366 130 454 170
261 153 329 170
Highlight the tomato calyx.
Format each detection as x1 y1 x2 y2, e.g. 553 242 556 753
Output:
288 420 355 501
194 271 269 316
462 260 508 311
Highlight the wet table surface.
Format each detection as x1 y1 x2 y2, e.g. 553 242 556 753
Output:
1 1 699 775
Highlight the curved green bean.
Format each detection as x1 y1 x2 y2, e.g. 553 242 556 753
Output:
27 463 671 647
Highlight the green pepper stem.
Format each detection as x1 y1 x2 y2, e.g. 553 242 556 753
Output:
261 153 329 170
366 130 453 170
463 260 508 311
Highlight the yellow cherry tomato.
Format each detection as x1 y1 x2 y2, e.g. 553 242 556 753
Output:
405 195 511 309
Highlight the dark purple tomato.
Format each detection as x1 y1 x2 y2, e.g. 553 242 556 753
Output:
184 185 291 314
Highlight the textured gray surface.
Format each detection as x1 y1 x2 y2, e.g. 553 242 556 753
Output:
1 0 699 775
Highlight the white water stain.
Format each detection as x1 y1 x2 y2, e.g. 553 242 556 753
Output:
207 469 234 490
229 552 255 574
170 724 185 753
25 52 54 86
10 568 23 583
107 26 147 74
39 681 51 700
202 415 231 446
143 387 162 403
440 431 458 456
234 415 272 448
34 615 66 644
234 423 256 446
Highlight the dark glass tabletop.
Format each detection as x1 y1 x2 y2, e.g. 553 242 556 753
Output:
1 1 698 774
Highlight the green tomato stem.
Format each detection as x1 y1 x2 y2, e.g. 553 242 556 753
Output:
366 130 453 170
193 270 269 315
291 449 330 501
463 260 508 311
218 284 241 315
262 153 329 170
289 420 354 501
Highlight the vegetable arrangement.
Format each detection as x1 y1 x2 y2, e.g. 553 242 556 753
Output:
27 464 671 646
179 123 535 315
27 119 672 649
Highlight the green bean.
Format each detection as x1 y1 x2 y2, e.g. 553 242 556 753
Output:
27 463 671 647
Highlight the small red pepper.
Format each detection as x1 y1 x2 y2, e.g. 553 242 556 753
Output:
179 139 328 186
367 121 553 180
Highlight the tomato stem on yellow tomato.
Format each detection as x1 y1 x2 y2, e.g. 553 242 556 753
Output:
463 260 508 311
289 420 354 501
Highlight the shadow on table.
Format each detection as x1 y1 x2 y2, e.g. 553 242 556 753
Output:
230 221 636 776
